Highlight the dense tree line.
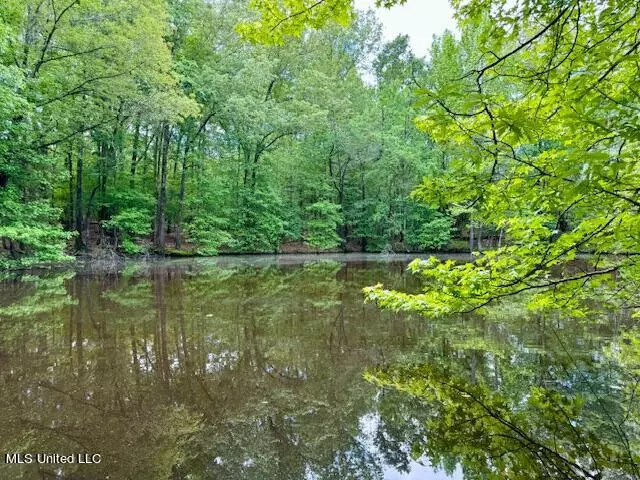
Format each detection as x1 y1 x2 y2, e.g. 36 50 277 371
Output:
0 0 463 266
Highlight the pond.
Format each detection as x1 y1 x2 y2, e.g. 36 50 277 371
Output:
0 254 636 479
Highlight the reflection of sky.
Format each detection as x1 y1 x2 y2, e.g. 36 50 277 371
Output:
358 412 463 480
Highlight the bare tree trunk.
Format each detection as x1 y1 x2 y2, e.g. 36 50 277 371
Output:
469 221 474 260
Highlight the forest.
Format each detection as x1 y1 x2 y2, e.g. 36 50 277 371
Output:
2 1 640 478
0 0 468 267
4 0 638 316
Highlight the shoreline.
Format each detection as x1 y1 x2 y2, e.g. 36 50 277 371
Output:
1 250 473 274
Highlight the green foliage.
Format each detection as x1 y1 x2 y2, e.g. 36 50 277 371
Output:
238 0 406 43
103 208 153 237
364 0 640 318
238 0 355 44
406 203 452 250
0 189 73 267
350 199 399 252
234 187 285 253
103 208 153 254
304 201 343 250
353 5 640 474
0 0 454 262
185 215 235 255
104 191 156 218
120 237 142 255
0 37 71 266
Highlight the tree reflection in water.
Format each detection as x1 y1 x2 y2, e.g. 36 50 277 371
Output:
0 256 636 479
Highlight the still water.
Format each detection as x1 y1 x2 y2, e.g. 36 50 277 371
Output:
0 254 634 479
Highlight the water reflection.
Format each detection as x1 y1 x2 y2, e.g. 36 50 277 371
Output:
0 255 635 479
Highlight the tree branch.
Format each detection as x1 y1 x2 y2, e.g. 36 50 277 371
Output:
32 0 81 78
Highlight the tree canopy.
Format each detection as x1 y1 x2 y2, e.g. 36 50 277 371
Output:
0 0 453 267
360 0 640 320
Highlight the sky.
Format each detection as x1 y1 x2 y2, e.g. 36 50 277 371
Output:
353 0 457 58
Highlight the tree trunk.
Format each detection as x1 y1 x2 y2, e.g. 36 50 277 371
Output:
154 123 170 251
153 127 160 185
242 148 251 187
175 141 189 249
130 118 141 187
469 221 474 260
67 145 74 229
360 160 366 251
173 133 183 176
75 149 85 250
